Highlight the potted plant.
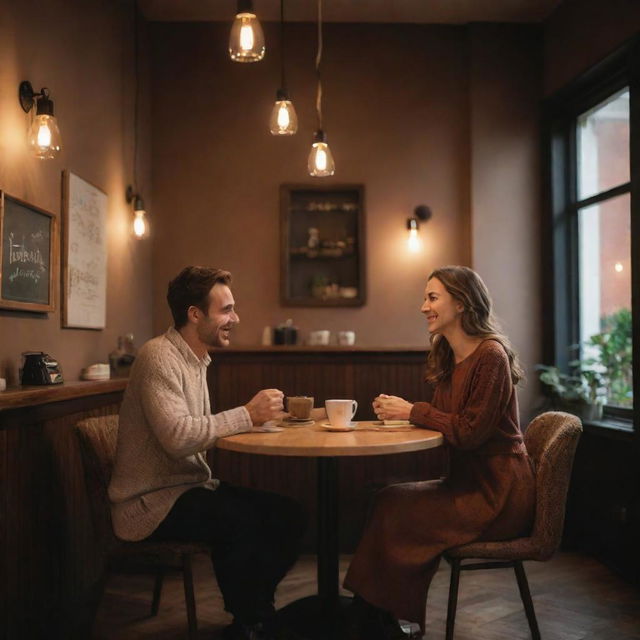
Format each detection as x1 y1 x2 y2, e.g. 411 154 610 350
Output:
537 308 633 420
536 355 608 421
536 362 607 420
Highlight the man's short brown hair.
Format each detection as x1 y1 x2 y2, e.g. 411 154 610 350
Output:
167 266 232 329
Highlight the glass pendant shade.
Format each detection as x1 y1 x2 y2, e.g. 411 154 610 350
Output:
133 209 148 238
308 131 335 177
407 223 421 252
28 114 62 159
127 187 148 238
270 90 298 135
229 8 265 62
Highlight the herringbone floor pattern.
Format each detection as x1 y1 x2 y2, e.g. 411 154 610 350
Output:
93 552 640 639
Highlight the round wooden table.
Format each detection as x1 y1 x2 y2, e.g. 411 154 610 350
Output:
216 420 443 638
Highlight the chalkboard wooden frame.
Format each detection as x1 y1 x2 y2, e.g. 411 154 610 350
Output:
0 192 58 312
61 171 108 330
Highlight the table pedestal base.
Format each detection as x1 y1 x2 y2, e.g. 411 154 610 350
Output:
278 596 420 639
277 595 352 639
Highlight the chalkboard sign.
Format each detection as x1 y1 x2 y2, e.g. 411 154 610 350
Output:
62 171 108 329
0 192 58 312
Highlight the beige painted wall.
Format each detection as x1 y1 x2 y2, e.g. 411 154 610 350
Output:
0 0 153 383
149 20 546 411
150 22 476 348
468 24 543 418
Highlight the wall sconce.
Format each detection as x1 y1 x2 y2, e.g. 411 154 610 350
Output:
19 81 62 159
229 0 265 63
407 205 432 252
126 186 148 238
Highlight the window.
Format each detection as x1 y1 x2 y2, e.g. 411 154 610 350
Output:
544 41 639 425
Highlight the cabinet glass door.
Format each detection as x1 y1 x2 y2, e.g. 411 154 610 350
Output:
280 185 366 306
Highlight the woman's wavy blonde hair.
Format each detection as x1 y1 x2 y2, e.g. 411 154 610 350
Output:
424 266 524 386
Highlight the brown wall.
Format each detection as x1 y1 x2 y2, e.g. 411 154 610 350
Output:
149 21 545 412
149 22 472 349
543 0 640 95
468 24 542 417
0 0 153 384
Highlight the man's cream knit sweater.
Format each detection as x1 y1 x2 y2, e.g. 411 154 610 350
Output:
108 327 253 541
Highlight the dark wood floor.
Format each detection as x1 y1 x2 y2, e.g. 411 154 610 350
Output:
93 552 640 639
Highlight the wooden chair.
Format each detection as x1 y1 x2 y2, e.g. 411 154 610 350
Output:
75 414 211 640
444 411 583 640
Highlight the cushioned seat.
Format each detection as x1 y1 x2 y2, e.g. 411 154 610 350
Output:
444 411 583 640
76 414 211 640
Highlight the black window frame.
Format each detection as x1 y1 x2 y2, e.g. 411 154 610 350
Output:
542 37 640 431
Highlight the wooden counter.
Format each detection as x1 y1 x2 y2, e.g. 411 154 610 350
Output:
0 378 127 639
0 378 127 411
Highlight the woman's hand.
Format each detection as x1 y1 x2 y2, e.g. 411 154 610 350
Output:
372 394 414 421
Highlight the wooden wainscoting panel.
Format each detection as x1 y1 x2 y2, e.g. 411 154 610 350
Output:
1 395 123 640
209 348 442 552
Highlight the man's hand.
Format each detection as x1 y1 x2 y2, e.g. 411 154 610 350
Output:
245 389 286 425
372 394 414 421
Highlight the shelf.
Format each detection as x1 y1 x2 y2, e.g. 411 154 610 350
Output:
281 184 366 307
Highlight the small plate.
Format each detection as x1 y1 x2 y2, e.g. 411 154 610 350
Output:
320 422 356 432
250 426 284 433
280 418 314 427
284 416 314 423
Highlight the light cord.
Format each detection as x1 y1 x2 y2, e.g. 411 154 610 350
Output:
280 0 286 91
133 0 140 191
315 0 323 130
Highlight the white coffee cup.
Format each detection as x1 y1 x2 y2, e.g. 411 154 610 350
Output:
325 399 358 428
309 330 330 346
338 331 355 346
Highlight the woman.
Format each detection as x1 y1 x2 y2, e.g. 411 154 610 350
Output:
343 266 536 639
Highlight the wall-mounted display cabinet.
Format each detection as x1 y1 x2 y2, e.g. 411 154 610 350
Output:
280 184 366 306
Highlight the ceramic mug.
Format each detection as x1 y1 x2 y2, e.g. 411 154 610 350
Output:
325 399 358 428
309 330 330 346
338 331 355 346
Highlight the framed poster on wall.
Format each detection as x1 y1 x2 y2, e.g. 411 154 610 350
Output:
62 171 108 329
0 192 58 312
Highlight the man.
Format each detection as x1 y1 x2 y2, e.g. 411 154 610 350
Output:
109 266 306 640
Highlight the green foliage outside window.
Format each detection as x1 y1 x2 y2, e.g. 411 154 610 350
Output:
594 307 633 408
537 307 633 410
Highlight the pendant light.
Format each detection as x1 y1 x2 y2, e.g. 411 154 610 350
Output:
269 0 297 135
229 0 265 63
128 1 148 238
308 0 335 176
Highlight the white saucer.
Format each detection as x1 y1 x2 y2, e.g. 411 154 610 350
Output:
320 422 356 432
280 418 314 427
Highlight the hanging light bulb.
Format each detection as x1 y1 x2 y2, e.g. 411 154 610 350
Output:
127 186 148 239
308 130 335 177
270 90 298 136
229 0 265 63
308 0 335 176
407 218 421 252
270 0 297 135
19 82 62 160
406 205 432 253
